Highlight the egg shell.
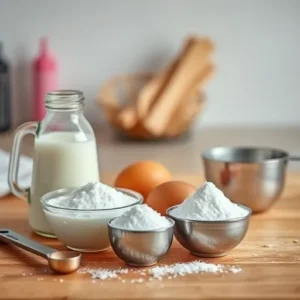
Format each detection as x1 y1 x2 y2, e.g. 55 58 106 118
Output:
114 160 172 199
146 181 196 215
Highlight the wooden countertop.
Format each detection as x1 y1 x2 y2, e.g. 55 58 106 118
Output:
0 173 300 299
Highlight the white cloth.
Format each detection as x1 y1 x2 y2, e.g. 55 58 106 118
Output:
0 149 32 197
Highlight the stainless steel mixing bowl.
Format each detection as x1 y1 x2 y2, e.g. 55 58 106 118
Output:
167 205 251 257
202 147 297 213
108 218 174 267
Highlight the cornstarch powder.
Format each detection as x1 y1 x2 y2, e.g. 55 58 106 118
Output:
171 182 248 220
48 182 136 209
111 204 171 230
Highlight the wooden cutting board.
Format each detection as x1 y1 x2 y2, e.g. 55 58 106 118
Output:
0 173 300 300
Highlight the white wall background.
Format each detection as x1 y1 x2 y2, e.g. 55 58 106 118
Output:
1 0 300 127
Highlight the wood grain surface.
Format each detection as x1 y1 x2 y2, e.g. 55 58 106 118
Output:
0 173 300 300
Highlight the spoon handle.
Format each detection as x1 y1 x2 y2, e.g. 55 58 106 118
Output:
0 228 55 258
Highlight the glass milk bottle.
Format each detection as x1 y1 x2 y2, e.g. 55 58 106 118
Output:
8 90 100 237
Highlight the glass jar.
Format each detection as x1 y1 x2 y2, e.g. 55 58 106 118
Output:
8 90 100 237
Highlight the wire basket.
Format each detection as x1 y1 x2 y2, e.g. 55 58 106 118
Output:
97 73 205 140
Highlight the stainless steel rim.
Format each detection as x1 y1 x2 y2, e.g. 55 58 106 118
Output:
201 146 289 163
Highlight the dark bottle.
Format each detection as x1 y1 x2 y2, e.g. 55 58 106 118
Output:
0 42 11 132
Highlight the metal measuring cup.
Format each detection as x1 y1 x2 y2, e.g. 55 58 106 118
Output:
0 229 81 274
202 146 300 213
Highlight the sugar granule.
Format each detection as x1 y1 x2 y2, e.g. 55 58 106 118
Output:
78 261 241 282
228 267 242 273
78 267 129 280
149 261 241 278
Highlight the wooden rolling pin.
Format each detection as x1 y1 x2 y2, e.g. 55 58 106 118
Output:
142 38 213 136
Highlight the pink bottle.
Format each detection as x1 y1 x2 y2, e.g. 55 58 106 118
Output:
33 37 58 121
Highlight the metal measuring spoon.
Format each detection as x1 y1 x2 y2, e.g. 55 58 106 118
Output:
0 229 81 274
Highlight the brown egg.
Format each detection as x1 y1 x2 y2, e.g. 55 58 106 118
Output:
114 161 172 199
146 181 196 215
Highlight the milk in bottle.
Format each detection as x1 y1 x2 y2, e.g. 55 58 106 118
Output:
8 90 99 237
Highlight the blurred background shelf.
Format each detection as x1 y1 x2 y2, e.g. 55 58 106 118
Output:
1 125 300 174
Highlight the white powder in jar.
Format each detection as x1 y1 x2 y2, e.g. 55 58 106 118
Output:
48 182 137 209
171 182 248 221
111 204 171 230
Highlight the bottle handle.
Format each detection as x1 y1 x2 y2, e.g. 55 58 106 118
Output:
8 122 39 200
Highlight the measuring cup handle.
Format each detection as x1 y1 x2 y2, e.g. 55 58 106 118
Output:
0 229 55 258
8 122 39 200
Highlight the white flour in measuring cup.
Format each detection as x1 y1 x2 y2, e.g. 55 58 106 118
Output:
43 182 140 252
